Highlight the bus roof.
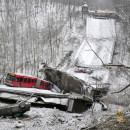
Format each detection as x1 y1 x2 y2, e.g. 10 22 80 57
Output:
8 73 37 79
8 73 51 83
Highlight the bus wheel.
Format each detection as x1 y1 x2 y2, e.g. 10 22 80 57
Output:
32 85 35 88
18 83 21 87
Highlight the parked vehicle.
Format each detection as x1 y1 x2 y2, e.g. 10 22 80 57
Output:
74 68 93 74
4 73 52 90
75 68 87 73
0 102 31 118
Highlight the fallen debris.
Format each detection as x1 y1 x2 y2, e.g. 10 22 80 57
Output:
0 86 93 113
44 68 86 94
67 99 91 113
92 76 102 81
15 122 25 128
99 101 108 111
0 67 109 113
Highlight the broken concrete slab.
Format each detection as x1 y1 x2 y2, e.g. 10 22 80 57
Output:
44 68 109 101
44 68 91 95
91 76 102 81
67 99 91 113
0 86 93 113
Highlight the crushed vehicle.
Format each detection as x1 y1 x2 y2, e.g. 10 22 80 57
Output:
0 101 31 118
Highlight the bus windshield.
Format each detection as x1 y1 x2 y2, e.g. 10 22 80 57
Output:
6 74 16 81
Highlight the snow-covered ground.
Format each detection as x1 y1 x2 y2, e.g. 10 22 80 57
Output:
65 17 116 85
0 101 129 130
72 17 116 66
86 18 115 39
0 101 120 130
73 38 115 66
0 1 130 129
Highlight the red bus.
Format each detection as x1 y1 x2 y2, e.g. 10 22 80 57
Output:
4 73 52 90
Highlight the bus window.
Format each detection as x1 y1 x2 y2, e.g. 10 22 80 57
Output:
32 79 34 83
24 78 27 83
19 78 23 82
16 77 19 82
42 83 45 86
28 79 31 83
35 80 37 83
40 82 42 86
6 74 16 81
40 82 45 86
46 83 49 87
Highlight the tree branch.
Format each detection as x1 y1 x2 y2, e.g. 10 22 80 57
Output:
103 64 130 69
86 39 105 65
111 84 130 94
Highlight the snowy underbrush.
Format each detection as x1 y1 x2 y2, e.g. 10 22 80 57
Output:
0 104 110 130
